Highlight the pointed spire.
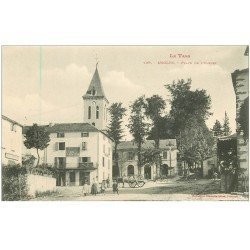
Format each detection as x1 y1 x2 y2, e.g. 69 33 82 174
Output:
83 65 107 99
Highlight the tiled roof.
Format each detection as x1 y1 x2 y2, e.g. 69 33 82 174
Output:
2 115 23 127
218 133 237 141
23 123 98 134
83 66 107 100
117 139 177 150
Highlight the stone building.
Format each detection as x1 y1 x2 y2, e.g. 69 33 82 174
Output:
231 46 249 189
117 139 178 180
2 115 23 165
23 65 113 186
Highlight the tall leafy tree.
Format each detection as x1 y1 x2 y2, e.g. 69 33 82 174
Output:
165 79 212 134
238 97 249 141
223 111 231 136
107 102 127 177
144 95 166 177
212 120 223 137
24 124 50 166
179 118 214 175
127 96 149 174
165 78 213 176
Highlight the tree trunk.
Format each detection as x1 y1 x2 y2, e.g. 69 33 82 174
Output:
137 143 142 175
155 138 160 178
114 143 120 177
200 160 203 178
36 148 40 167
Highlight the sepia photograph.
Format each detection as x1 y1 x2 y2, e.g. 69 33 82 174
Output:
1 45 249 201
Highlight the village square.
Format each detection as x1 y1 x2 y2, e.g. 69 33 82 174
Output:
1 46 249 201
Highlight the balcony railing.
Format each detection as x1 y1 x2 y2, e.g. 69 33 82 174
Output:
54 162 95 169
78 162 94 168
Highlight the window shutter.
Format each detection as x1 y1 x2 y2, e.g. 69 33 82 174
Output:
55 142 59 151
54 157 57 167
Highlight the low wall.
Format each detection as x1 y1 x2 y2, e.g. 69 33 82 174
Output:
27 174 56 197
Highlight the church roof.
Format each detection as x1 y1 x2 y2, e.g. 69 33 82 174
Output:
83 65 107 100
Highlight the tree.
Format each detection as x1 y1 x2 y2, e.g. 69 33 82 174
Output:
127 96 149 175
212 120 223 137
24 124 50 166
165 79 212 134
144 95 166 177
238 97 248 142
223 111 231 136
165 79 213 177
107 102 127 177
178 118 214 175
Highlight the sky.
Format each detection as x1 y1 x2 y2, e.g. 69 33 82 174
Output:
2 46 248 139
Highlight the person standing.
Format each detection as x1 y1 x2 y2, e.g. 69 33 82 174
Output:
101 180 106 194
112 179 119 195
82 181 88 196
106 177 110 188
91 178 98 195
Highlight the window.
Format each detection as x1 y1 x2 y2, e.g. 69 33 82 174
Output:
163 151 168 159
92 88 96 96
96 106 99 119
108 147 111 155
82 142 87 150
81 132 89 137
57 157 66 168
128 152 134 161
103 157 105 167
103 144 105 154
57 132 65 138
88 106 91 119
81 157 90 163
59 142 65 150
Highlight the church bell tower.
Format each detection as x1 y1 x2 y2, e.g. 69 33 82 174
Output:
82 64 109 131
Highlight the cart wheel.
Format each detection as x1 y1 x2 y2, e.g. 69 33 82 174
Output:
138 181 145 187
129 181 136 188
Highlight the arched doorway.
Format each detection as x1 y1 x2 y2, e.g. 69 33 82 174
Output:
127 165 134 176
161 164 168 176
144 164 151 179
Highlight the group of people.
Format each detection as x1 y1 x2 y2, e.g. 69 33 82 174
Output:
82 177 119 196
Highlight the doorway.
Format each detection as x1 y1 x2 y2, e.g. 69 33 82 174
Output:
69 171 76 186
161 164 168 176
57 172 66 186
144 164 151 179
79 171 90 186
127 165 134 176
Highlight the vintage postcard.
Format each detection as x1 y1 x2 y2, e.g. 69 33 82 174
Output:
1 45 249 201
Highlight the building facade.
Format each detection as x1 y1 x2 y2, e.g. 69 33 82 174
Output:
2 115 23 165
22 65 112 186
231 46 249 186
44 123 112 186
117 139 178 180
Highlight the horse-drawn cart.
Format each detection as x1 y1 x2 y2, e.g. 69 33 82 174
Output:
116 175 145 188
